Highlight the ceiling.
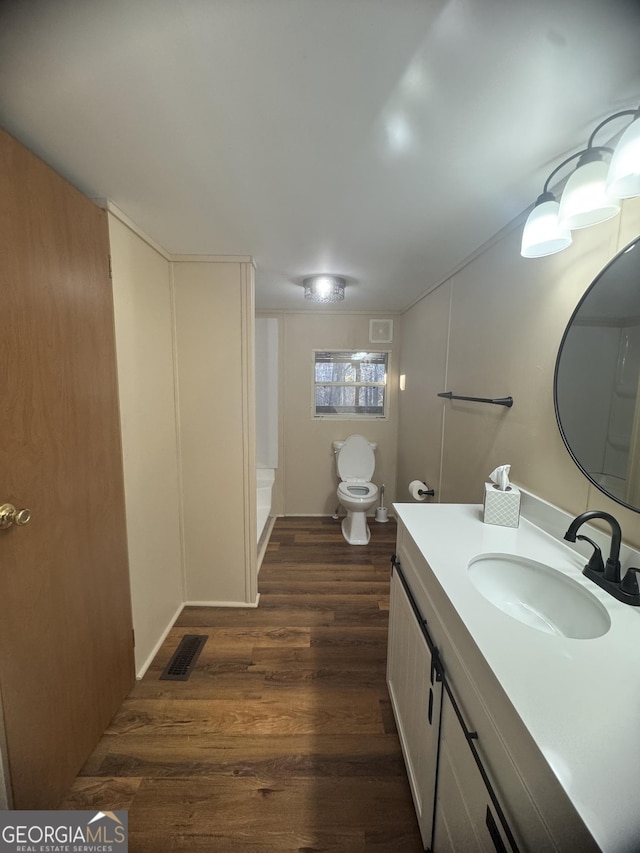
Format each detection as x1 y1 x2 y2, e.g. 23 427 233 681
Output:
1 0 639 313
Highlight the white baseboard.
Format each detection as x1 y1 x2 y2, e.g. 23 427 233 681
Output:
136 602 184 680
258 515 277 573
184 594 261 609
284 513 334 517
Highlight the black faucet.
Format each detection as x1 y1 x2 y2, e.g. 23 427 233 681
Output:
564 510 621 583
563 510 640 605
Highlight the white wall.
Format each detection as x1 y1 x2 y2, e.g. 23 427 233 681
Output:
173 258 257 605
108 212 184 676
396 283 450 503
255 317 279 469
397 197 640 548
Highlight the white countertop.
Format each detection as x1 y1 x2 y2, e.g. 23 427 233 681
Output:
393 501 640 853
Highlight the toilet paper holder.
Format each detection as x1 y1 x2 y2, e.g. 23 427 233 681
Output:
409 479 435 500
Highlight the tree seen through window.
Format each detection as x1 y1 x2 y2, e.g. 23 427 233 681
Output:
313 351 388 417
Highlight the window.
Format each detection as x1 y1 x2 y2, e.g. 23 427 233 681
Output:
313 350 388 418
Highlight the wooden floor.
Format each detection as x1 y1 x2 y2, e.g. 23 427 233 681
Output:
60 517 424 852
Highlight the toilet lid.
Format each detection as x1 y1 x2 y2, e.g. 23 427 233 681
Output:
337 435 375 482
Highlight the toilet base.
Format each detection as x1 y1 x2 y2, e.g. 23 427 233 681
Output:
341 510 371 545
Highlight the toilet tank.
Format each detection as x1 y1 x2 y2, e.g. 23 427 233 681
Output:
332 439 377 453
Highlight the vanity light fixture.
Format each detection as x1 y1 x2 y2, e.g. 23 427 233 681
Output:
521 104 640 259
606 107 640 198
558 147 620 230
303 275 346 303
520 189 572 258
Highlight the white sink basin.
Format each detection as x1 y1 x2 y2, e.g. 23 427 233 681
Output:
468 553 611 639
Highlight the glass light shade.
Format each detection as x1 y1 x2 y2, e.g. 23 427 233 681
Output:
303 275 346 303
521 200 572 258
606 116 640 199
559 159 620 229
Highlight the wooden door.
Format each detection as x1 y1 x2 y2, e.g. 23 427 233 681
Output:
0 129 135 807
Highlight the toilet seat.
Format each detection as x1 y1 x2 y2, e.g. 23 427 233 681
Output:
338 481 378 500
336 434 375 483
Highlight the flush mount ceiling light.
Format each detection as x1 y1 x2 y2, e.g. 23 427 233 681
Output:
521 104 640 259
303 275 346 303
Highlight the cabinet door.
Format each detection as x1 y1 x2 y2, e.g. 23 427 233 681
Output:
433 693 515 853
387 568 443 849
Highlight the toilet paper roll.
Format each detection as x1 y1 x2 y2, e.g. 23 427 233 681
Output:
409 480 427 501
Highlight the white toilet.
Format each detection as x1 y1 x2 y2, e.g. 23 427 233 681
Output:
333 435 379 545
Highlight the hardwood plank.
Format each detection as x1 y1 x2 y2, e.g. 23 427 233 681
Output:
59 777 141 810
132 671 388 701
249 644 388 667
257 593 385 611
264 548 391 566
176 606 335 627
106 693 386 736
258 580 391 595
309 626 388 647
126 777 423 852
76 733 407 779
128 682 386 702
147 626 311 667
282 564 390 576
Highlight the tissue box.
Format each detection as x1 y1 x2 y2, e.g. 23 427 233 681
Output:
483 482 520 528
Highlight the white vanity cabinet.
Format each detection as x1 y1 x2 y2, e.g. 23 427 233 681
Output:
433 692 514 852
388 553 516 852
389 514 600 853
387 563 443 849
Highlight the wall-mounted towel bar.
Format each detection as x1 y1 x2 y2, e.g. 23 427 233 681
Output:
438 392 513 408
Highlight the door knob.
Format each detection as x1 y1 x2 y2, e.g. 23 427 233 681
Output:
0 503 31 529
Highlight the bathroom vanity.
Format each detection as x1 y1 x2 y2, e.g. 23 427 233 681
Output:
389 499 640 852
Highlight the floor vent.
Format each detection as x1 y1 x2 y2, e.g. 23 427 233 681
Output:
160 634 208 681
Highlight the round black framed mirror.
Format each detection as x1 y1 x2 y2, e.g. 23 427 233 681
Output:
554 235 640 512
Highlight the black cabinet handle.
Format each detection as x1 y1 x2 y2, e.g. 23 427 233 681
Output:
428 688 433 725
390 553 442 672
442 680 518 851
486 806 508 853
430 644 443 684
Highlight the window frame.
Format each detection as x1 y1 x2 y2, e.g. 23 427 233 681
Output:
311 349 390 420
